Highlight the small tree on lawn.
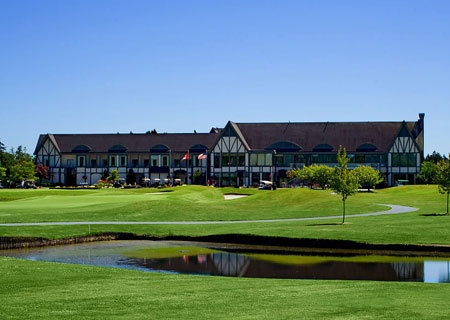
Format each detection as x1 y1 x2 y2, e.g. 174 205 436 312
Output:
435 155 450 214
330 146 359 224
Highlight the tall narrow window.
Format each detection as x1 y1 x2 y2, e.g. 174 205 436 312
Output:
120 155 127 167
77 156 86 167
162 155 169 167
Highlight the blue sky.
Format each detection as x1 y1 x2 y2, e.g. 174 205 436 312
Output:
1 0 449 156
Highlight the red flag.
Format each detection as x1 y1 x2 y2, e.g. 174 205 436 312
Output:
181 153 189 161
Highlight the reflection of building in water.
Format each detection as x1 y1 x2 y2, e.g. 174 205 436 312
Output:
210 253 251 276
391 263 423 282
123 252 251 277
122 251 429 282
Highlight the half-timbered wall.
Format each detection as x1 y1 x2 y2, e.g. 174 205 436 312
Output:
388 133 421 185
211 125 249 186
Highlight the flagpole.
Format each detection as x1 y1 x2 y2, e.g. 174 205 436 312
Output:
204 150 207 186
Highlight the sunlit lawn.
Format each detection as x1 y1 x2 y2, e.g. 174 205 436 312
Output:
0 185 449 245
1 257 450 320
1 185 450 319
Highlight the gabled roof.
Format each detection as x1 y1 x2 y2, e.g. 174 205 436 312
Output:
233 121 419 152
34 132 218 155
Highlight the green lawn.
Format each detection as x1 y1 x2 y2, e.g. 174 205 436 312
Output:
0 185 449 245
1 185 450 319
1 257 450 320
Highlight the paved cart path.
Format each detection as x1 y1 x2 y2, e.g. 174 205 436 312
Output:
0 204 417 227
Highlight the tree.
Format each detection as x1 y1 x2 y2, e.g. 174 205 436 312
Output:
435 155 450 214
418 161 437 184
0 165 5 182
10 162 35 183
0 139 12 184
287 166 314 188
35 164 49 182
299 166 315 188
126 169 136 185
330 146 359 223
425 151 446 164
353 165 383 191
287 165 333 189
9 146 36 185
107 169 119 183
311 164 333 189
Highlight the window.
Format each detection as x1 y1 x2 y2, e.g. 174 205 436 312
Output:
109 155 116 167
214 154 220 168
150 155 159 167
250 153 272 166
77 156 86 167
91 159 97 168
102 159 108 167
355 154 365 163
144 159 149 167
67 159 74 167
119 155 127 167
392 153 417 167
311 154 336 164
132 159 139 168
162 155 169 167
221 153 245 166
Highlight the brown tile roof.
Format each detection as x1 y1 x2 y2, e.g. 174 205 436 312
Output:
35 132 218 155
234 121 416 152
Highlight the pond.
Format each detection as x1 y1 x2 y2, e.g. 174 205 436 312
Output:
1 240 449 283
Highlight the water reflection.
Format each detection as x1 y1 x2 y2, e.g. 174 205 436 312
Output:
1 240 449 283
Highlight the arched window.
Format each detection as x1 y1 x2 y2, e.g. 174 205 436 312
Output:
108 144 128 153
356 143 378 152
265 141 302 152
72 144 91 153
150 144 170 153
313 144 334 152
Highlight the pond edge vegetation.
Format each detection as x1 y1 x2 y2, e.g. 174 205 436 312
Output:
2 232 450 257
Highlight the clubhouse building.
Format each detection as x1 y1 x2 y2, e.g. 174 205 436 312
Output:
34 113 425 187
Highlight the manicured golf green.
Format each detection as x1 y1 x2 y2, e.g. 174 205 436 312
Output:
1 185 450 319
0 185 448 245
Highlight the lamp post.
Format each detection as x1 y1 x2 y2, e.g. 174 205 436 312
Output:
272 149 277 189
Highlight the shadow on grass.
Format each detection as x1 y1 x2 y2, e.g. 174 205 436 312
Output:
420 213 449 217
306 222 353 226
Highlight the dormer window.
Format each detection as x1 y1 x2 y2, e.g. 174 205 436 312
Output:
109 144 127 153
313 144 334 152
265 141 302 152
72 145 91 153
356 143 378 152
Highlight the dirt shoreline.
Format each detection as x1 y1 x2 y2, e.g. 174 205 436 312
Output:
1 233 450 257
